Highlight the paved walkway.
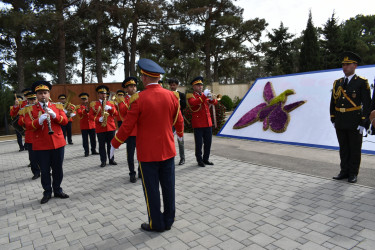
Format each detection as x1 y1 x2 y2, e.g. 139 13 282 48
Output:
1 134 375 249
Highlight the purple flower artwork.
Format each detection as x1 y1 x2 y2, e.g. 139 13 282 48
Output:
233 81 306 133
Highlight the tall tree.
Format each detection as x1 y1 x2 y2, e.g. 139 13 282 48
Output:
264 22 294 76
321 12 343 69
299 10 321 72
174 0 244 83
0 0 34 91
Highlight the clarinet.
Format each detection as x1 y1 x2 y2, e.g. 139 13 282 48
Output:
41 99 54 135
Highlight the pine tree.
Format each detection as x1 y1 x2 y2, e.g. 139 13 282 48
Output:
299 10 321 72
265 22 294 76
321 12 343 69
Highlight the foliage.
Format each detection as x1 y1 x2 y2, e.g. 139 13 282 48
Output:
321 12 343 69
183 102 226 135
264 22 294 76
233 96 242 110
299 11 321 72
219 95 233 111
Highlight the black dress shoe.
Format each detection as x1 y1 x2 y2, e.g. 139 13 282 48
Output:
141 223 164 232
203 160 214 165
27 164 31 168
32 174 40 180
100 162 106 168
348 175 357 183
178 159 185 165
198 161 206 167
84 152 89 157
109 160 117 165
54 192 69 199
130 176 137 183
68 142 73 145
92 151 99 155
41 195 51 204
19 148 25 152
332 173 348 180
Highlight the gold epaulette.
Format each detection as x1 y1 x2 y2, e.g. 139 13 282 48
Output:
129 93 139 105
358 76 368 81
55 103 64 110
19 105 33 116
90 101 96 108
109 101 114 105
186 93 194 99
173 91 180 100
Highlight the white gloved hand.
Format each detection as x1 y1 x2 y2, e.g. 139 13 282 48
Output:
177 136 183 142
70 113 76 118
203 89 211 97
173 130 177 136
99 117 104 122
63 109 68 114
110 144 116 159
105 105 112 111
45 107 56 119
357 125 365 135
38 113 48 125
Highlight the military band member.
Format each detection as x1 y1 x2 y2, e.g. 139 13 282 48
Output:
18 91 40 180
111 59 184 232
118 77 139 183
168 78 186 165
58 94 75 144
76 93 98 157
10 93 27 151
330 52 371 183
187 76 218 167
24 80 69 204
89 85 118 168
115 89 126 128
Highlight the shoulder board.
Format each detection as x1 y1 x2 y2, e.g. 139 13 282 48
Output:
55 103 64 110
186 93 194 99
20 105 33 115
129 93 139 105
173 91 180 100
90 101 97 108
109 101 114 105
358 76 368 81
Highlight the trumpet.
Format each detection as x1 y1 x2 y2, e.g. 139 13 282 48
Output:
211 93 222 101
101 96 109 127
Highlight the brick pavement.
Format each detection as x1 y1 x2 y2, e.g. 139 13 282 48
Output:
1 134 375 249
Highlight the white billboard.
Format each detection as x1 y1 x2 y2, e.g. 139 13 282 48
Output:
218 65 375 154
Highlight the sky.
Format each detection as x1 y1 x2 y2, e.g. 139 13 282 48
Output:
236 0 375 35
103 0 374 82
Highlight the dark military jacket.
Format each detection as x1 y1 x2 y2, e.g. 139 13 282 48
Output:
330 74 371 130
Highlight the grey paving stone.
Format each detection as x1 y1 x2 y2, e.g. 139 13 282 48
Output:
1 135 375 249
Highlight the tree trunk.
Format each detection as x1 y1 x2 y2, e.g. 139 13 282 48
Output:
96 12 103 83
130 16 138 77
57 0 66 84
213 54 219 82
15 32 24 92
81 49 86 84
204 9 212 83
121 27 130 78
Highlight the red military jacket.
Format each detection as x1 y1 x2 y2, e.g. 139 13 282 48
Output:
187 92 218 128
18 105 34 144
111 84 184 162
117 95 137 137
24 102 68 150
10 101 27 118
76 104 95 130
89 100 118 133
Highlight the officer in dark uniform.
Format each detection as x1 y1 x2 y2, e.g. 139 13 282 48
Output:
115 89 126 128
168 78 186 165
330 51 371 183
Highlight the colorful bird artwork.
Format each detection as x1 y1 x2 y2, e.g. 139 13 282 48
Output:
233 81 306 133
